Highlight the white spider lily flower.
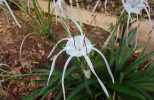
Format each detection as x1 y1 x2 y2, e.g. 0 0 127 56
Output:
47 35 114 99
0 0 21 28
91 0 108 15
116 0 154 48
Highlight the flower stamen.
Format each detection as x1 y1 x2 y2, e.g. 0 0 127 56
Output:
77 48 81 51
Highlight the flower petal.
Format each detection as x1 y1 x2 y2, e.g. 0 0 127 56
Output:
115 23 121 43
91 0 100 16
84 55 109 98
59 14 71 36
48 38 69 58
116 9 125 43
105 0 108 13
69 0 73 17
92 47 114 83
47 49 66 85
62 56 73 100
142 6 154 39
122 0 125 5
3 0 21 28
0 1 3 4
62 9 83 35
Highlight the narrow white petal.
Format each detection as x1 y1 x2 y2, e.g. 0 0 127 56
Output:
138 4 150 35
48 38 69 58
115 23 121 43
143 0 150 12
91 0 100 16
143 6 154 39
92 48 114 83
69 0 73 17
62 9 83 35
62 56 73 100
59 15 71 36
0 1 3 4
122 0 125 5
116 9 125 43
141 1 151 35
120 9 125 16
53 0 56 5
3 0 21 28
84 55 109 98
47 49 65 85
59 1 62 11
105 0 108 13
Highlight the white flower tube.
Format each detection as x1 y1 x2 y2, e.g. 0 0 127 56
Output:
91 0 108 15
83 69 91 79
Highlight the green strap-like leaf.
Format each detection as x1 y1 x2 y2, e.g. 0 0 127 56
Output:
125 51 154 75
107 83 146 100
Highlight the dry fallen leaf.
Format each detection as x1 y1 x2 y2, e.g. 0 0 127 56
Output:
37 43 42 48
49 55 56 61
39 50 45 56
0 90 10 97
36 54 42 60
9 49 18 54
93 31 100 35
32 61 40 64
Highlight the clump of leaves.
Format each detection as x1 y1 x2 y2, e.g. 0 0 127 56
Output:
11 0 54 36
